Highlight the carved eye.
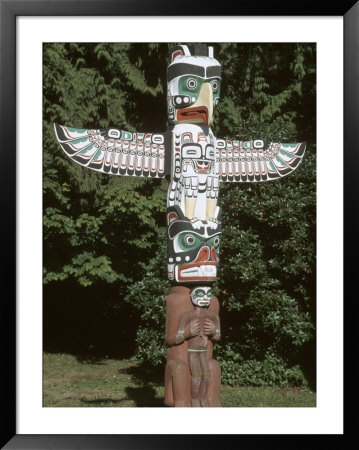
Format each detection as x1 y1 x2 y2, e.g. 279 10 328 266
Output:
187 78 197 89
211 80 219 92
208 236 220 248
184 235 195 245
175 232 203 252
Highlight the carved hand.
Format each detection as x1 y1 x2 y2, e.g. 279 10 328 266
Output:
189 319 201 337
203 319 216 337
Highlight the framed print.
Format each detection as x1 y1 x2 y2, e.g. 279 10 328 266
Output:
1 0 356 448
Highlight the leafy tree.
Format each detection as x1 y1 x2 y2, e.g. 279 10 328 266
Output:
43 43 316 387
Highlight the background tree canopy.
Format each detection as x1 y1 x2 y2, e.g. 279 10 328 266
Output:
43 43 316 388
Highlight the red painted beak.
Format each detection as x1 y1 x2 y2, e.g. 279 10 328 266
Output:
177 106 209 125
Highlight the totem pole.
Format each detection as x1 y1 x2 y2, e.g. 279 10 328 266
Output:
54 44 306 407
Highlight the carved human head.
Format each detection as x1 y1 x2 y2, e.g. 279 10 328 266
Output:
190 286 213 307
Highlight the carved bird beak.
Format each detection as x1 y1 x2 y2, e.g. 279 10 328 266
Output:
191 82 213 125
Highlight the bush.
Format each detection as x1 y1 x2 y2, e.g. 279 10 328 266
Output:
218 348 308 387
124 231 168 366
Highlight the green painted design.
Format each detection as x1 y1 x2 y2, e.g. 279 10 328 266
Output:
137 133 145 141
195 289 206 297
192 288 213 300
66 127 86 134
93 148 102 161
176 231 220 252
79 144 94 154
178 75 201 96
178 75 221 102
121 131 133 141
243 141 253 149
281 143 297 149
178 232 203 251
72 137 89 145
207 235 220 249
268 161 276 171
274 156 283 166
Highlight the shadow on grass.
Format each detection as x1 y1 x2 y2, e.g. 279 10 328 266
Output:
118 362 164 386
117 363 165 407
81 375 164 407
125 386 164 407
75 354 107 365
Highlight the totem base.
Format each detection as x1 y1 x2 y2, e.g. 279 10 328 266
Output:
164 285 221 407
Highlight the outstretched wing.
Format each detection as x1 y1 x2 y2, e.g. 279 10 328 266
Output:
215 138 306 182
54 123 170 178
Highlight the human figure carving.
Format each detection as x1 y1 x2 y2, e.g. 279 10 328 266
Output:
164 285 221 407
175 287 220 407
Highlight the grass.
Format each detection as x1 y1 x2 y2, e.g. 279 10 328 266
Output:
43 352 316 407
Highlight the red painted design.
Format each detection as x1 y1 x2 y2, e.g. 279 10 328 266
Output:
193 160 212 174
171 50 183 61
177 246 218 282
196 247 210 262
177 107 209 125
167 212 179 225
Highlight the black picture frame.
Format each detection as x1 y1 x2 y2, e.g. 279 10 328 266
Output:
1 0 356 448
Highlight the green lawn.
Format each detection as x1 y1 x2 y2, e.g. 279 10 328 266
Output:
43 352 316 407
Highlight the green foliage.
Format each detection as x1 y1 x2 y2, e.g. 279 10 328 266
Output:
124 232 168 366
43 43 316 387
218 350 308 387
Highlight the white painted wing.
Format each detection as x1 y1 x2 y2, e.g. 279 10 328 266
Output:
54 123 169 178
215 138 306 182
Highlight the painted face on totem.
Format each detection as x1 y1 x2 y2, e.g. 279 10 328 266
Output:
167 44 221 126
166 205 221 284
190 286 213 307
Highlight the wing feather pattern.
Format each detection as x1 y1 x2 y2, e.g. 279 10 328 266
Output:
54 123 169 178
215 138 306 182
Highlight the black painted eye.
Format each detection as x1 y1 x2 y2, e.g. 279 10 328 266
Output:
212 80 219 92
187 78 197 89
214 237 220 247
185 235 195 245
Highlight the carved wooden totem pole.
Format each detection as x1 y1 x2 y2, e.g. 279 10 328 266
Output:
54 44 306 407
